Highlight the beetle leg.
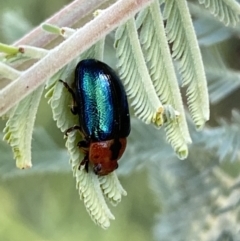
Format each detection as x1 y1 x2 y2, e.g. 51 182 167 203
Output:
93 164 102 175
77 140 89 148
59 80 78 115
79 155 89 172
64 125 81 136
77 140 89 152
77 141 89 172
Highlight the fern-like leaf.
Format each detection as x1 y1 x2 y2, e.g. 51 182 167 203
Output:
0 127 69 179
136 0 191 158
3 85 44 168
66 131 114 229
46 39 126 228
46 59 114 228
115 18 163 126
99 172 127 206
163 0 210 129
189 2 239 46
45 60 79 132
198 0 240 26
117 118 175 176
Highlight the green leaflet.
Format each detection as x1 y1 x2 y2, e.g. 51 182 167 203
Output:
99 172 127 206
190 6 236 46
163 0 210 129
115 18 164 126
0 127 69 179
137 0 191 158
45 60 79 133
66 131 114 229
41 23 62 35
46 40 127 228
198 0 240 26
3 85 44 169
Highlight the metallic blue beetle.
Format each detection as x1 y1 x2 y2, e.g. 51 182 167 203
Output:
60 59 130 175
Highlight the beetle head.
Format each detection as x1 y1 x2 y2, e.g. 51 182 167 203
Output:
89 138 127 175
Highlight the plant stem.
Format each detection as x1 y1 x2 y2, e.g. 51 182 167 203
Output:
13 0 108 47
0 0 153 116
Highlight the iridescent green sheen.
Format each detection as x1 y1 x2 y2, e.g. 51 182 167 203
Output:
75 59 130 142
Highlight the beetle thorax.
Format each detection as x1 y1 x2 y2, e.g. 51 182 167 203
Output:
89 138 127 175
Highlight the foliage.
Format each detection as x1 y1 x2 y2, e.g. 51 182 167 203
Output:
0 0 240 240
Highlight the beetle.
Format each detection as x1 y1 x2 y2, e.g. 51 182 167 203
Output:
60 59 130 175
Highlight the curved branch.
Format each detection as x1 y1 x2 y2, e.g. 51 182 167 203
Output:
13 0 108 47
0 0 153 116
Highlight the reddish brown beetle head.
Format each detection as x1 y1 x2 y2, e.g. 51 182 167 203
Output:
89 138 127 176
